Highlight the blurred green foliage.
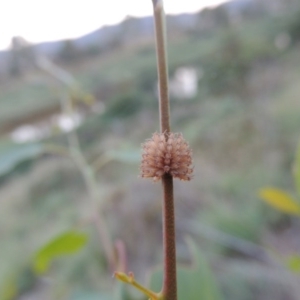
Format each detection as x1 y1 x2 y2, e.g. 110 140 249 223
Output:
286 255 300 273
0 142 42 179
102 92 143 121
1 1 300 299
33 231 88 274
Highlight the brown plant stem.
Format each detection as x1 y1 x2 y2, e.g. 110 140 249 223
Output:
153 0 171 134
152 1 177 299
161 173 177 300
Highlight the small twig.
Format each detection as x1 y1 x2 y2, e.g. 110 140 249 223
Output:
36 55 117 271
36 56 75 87
114 239 128 273
62 96 116 270
114 272 163 300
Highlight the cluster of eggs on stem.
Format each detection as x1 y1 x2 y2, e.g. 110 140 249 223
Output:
141 132 193 182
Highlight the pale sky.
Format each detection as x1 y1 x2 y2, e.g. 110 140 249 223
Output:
0 0 226 50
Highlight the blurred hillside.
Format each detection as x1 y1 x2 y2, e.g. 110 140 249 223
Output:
0 0 294 77
1 0 300 133
1 0 300 299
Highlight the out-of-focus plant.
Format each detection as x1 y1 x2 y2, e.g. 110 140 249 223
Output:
201 32 250 96
3 1 222 299
35 55 121 274
1 52 131 300
1 56 128 299
259 141 300 274
259 142 300 216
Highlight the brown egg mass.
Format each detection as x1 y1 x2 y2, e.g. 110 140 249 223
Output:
140 132 193 182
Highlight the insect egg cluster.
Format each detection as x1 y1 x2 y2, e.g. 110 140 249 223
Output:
140 132 193 181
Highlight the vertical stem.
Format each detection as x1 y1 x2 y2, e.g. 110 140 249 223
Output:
161 173 177 300
63 97 116 271
152 1 177 299
153 0 171 134
36 57 117 271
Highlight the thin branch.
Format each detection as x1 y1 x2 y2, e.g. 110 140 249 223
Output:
153 0 171 134
161 174 177 299
152 1 177 299
36 56 117 271
115 272 163 300
62 97 116 271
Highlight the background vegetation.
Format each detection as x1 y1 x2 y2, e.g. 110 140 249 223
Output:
1 0 300 299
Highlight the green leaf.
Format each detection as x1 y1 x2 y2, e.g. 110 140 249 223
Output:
259 188 300 216
149 238 222 300
33 231 88 274
293 141 300 196
0 143 42 177
286 255 300 273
